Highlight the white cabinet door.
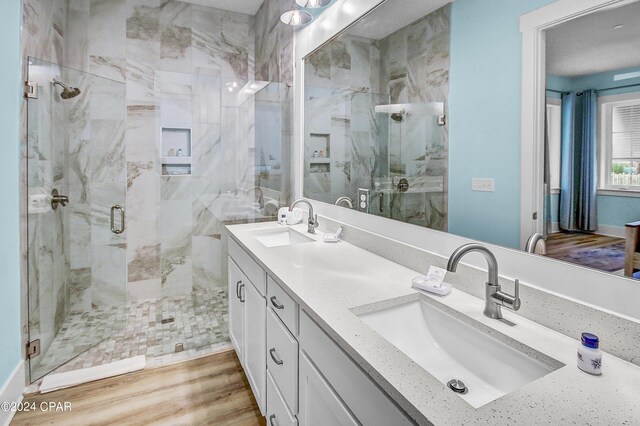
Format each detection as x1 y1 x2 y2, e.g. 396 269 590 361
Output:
228 257 245 362
298 351 359 426
244 280 267 415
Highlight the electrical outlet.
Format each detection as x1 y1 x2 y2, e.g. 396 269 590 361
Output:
472 178 495 192
358 188 371 213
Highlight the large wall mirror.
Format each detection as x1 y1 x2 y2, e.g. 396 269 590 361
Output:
302 0 640 288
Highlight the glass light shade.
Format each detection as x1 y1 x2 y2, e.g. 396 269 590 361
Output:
296 0 332 8
280 10 313 26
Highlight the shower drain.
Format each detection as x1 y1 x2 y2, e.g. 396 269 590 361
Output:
161 317 175 324
447 379 468 394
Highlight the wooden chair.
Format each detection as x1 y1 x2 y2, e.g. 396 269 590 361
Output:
624 221 640 277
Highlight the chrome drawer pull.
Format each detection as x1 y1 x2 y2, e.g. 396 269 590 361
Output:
239 283 245 303
270 296 284 310
269 348 283 365
236 280 242 299
269 414 279 426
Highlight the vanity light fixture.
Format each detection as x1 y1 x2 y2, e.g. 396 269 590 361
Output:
280 10 313 26
613 24 624 29
225 81 238 92
296 0 331 8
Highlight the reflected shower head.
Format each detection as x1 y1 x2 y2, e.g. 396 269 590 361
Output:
53 79 82 99
391 110 405 123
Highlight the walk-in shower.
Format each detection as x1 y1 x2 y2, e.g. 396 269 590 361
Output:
25 57 287 383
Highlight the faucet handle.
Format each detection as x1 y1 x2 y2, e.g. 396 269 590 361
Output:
312 214 319 228
492 279 521 312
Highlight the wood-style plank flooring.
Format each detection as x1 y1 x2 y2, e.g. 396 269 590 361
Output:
12 350 265 426
545 232 625 272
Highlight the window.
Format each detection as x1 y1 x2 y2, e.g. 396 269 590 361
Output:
600 95 640 190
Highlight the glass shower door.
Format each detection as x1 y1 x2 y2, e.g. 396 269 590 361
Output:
26 58 127 381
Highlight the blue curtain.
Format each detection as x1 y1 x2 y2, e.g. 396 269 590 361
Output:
559 90 597 232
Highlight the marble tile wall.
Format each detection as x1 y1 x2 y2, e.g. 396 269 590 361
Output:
303 5 451 231
65 0 260 301
304 35 383 206
255 0 294 202
378 5 450 230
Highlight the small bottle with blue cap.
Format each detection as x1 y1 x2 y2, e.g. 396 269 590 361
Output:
577 332 602 375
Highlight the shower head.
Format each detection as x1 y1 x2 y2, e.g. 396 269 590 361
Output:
390 110 406 123
53 79 82 99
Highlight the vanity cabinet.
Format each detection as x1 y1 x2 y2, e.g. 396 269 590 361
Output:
228 239 267 415
228 237 414 426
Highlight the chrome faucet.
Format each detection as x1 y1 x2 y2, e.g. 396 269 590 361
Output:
242 186 264 209
524 233 545 254
334 196 353 208
289 199 318 234
446 243 521 319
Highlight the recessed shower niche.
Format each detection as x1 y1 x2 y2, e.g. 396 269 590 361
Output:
161 127 192 176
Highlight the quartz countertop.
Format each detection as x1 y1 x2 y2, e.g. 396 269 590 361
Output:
226 221 640 425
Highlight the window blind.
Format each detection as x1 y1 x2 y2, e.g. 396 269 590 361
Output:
611 102 640 161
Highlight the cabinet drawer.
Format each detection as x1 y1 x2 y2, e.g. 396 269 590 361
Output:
229 237 266 296
267 275 299 335
267 371 297 426
267 308 299 414
299 311 413 426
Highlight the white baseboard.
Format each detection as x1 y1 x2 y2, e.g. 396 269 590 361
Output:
0 362 25 426
598 224 626 238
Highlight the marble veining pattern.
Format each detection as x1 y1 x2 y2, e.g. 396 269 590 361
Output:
304 5 451 231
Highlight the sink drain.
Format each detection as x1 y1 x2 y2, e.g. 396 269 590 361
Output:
447 379 468 394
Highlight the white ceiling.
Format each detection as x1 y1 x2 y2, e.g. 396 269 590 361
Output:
180 0 265 15
347 0 453 40
546 1 640 77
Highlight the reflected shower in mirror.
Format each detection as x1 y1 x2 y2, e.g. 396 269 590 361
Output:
303 0 451 231
542 1 640 279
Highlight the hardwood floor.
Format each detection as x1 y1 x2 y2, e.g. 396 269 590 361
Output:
12 350 265 426
545 232 625 272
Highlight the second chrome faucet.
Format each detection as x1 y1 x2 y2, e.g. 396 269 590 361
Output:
289 199 319 234
446 243 521 319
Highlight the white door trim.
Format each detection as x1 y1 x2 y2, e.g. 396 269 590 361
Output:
518 0 639 248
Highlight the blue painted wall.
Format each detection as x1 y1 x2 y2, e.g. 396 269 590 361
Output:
448 0 556 248
551 193 640 230
0 0 24 389
598 195 640 227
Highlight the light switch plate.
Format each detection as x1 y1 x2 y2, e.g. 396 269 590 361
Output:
472 178 495 192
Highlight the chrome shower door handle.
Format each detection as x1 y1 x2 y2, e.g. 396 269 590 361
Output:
110 205 125 234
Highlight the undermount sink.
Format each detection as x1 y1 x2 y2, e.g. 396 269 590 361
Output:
355 294 563 408
253 228 315 248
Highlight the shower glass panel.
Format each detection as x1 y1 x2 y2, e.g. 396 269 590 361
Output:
303 86 390 207
26 57 127 381
380 101 447 230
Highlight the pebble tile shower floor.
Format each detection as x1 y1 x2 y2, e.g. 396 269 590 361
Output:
33 288 230 380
